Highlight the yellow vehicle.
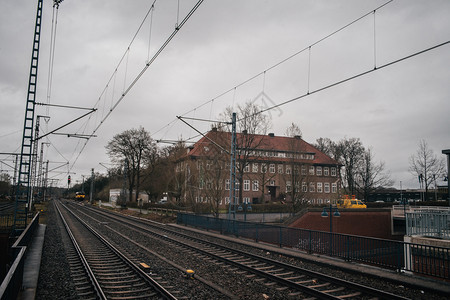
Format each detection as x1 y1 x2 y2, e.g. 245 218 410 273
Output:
337 195 367 209
75 192 85 201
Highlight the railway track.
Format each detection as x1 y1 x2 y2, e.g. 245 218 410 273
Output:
69 202 415 299
55 201 177 300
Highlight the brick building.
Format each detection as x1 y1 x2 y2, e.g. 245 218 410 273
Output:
176 129 341 208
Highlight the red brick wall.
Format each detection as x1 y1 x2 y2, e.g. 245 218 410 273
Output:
289 209 400 240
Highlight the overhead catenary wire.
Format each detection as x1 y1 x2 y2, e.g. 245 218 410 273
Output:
155 0 395 141
69 0 205 172
244 40 450 122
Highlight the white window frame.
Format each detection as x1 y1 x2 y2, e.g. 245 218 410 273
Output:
269 164 275 173
243 179 250 191
261 163 267 173
324 167 329 176
332 182 337 193
331 167 337 177
252 163 258 173
324 182 330 193
309 182 315 192
286 165 291 174
225 179 230 190
316 166 322 176
252 180 259 191
309 166 315 175
278 164 283 174
317 182 323 193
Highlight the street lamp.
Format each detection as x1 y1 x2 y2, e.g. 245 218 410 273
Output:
442 149 450 206
321 203 340 256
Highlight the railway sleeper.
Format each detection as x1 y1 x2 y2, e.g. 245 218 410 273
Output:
309 282 331 289
322 287 345 293
101 278 141 285
337 291 362 299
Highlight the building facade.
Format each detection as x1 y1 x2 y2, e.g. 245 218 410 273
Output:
176 129 341 208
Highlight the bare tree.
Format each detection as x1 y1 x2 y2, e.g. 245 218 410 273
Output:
338 137 365 196
355 148 393 201
283 123 309 211
106 127 155 203
409 139 445 200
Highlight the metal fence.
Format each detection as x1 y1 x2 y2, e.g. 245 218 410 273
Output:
177 213 450 280
406 211 450 240
0 212 40 300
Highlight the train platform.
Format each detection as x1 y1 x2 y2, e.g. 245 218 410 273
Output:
18 224 46 300
170 223 450 296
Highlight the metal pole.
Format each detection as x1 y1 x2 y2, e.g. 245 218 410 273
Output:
442 150 450 206
228 112 237 222
89 168 94 204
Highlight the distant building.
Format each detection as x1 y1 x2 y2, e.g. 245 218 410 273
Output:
176 129 341 207
368 187 448 203
109 189 149 205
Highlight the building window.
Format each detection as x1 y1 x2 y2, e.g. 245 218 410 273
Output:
199 179 204 189
301 165 307 175
269 164 275 173
261 163 267 173
270 180 275 186
252 180 259 191
317 182 323 193
286 165 291 174
252 163 258 173
243 197 250 204
309 182 315 192
225 179 230 190
243 180 250 191
324 183 330 193
244 164 250 173
286 181 292 193
331 167 337 177
206 180 212 190
236 181 240 191
324 167 329 176
316 166 322 176
332 183 337 193
302 182 307 192
278 164 283 174
309 166 315 175
225 197 230 204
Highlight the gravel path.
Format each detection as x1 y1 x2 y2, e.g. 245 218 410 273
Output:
35 200 78 300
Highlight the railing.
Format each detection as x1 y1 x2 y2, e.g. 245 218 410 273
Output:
0 212 40 300
177 213 450 280
406 211 450 240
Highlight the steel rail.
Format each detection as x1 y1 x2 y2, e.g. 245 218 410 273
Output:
54 201 106 299
79 204 409 299
59 201 177 300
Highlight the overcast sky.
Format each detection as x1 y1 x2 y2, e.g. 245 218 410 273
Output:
1 0 449 189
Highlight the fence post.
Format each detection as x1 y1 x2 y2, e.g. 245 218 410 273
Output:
308 230 312 254
279 227 283 248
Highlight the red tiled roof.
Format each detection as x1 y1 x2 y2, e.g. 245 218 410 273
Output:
186 131 339 166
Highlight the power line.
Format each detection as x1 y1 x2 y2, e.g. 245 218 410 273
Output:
69 0 205 172
155 0 395 140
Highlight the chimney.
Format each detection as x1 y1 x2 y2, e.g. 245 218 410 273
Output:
294 135 301 139
268 133 275 137
242 129 248 135
211 127 217 132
